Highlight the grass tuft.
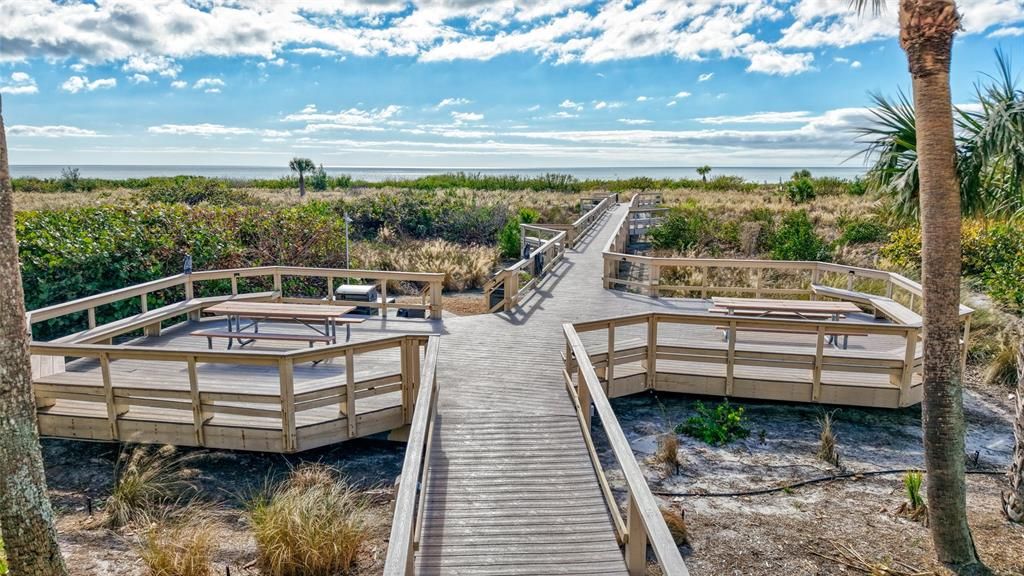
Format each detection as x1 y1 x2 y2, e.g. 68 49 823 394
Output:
105 445 201 528
897 470 928 523
653 433 681 475
816 410 841 468
660 507 689 547
984 326 1022 387
138 520 215 576
249 463 370 576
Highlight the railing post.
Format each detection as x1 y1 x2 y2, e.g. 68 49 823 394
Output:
726 320 736 396
700 266 708 299
812 326 825 401
648 264 659 298
606 322 616 394
187 357 205 446
100 352 118 440
87 307 97 329
231 274 239 296
380 279 389 317
961 315 972 375
345 349 357 438
753 268 762 298
646 316 657 389
273 270 283 295
326 275 334 301
900 327 919 405
430 280 443 320
185 276 200 320
810 267 821 300
279 358 296 452
624 494 648 576
505 272 518 312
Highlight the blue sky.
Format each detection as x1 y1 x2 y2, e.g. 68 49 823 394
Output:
2 0 1024 168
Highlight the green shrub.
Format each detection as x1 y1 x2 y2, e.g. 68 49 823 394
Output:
785 177 816 203
770 210 830 261
838 217 888 245
0 537 6 575
675 400 750 445
904 470 925 510
139 176 255 206
847 177 868 196
498 208 539 259
309 164 329 192
792 169 813 180
649 202 715 252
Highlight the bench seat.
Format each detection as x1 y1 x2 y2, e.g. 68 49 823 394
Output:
191 329 333 349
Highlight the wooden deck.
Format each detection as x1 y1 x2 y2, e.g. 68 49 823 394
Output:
31 199 937 575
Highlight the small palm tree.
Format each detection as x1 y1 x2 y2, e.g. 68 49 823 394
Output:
696 165 711 184
289 157 316 197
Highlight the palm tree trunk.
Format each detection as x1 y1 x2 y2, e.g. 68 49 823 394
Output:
899 1 985 572
0 96 68 575
1004 342 1024 522
299 172 306 197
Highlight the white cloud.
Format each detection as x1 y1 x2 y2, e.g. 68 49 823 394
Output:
636 96 649 102
291 47 343 57
450 111 484 123
989 26 1024 37
850 60 862 68
550 111 578 119
130 73 151 84
559 99 583 111
8 125 104 138
193 77 225 90
170 80 188 89
0 72 38 95
697 111 815 124
594 101 608 110
698 73 714 82
436 97 472 109
148 123 291 137
674 91 692 98
61 76 117 93
123 54 181 78
666 100 677 107
618 118 653 125
744 44 815 76
527 104 541 112
282 104 403 132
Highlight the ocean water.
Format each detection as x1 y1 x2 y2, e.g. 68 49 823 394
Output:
10 165 865 183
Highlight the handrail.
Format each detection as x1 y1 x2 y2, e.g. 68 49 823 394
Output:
563 322 689 576
31 333 435 452
26 265 447 338
384 335 440 576
602 194 973 320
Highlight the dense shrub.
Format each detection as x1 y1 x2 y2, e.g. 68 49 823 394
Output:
138 176 256 206
498 208 539 259
649 202 715 252
309 164 329 192
343 189 510 244
838 217 888 244
882 220 1024 310
785 177 816 203
676 400 750 445
770 210 830 261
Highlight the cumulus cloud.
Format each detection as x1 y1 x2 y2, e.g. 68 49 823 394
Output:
636 96 649 102
130 73 151 84
451 111 484 123
698 73 714 82
0 72 39 95
123 54 181 78
559 99 583 111
743 43 815 76
674 91 691 98
193 77 225 90
61 76 117 93
282 104 403 132
170 80 188 89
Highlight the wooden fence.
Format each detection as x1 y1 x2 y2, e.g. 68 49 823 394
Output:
562 322 690 576
484 193 616 312
31 334 439 453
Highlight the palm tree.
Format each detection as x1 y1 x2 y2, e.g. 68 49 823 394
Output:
696 165 712 184
1005 342 1024 522
855 1 987 572
289 157 316 197
0 97 68 574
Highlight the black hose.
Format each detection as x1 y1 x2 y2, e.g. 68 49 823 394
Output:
651 468 1006 498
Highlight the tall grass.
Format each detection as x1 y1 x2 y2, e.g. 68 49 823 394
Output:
249 464 370 576
105 445 200 528
654 433 682 475
138 521 215 576
355 239 497 292
904 470 925 510
816 410 841 468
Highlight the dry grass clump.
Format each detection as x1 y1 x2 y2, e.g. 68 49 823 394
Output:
984 326 1022 387
105 445 201 528
816 410 841 468
355 239 497 292
660 507 689 547
138 520 215 576
654 433 681 475
808 540 934 576
249 463 370 576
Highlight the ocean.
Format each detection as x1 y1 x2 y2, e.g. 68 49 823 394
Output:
9 165 865 183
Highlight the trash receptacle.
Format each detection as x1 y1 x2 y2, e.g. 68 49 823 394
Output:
335 284 379 315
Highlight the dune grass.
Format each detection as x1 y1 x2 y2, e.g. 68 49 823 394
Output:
138 520 215 576
105 445 201 528
249 464 371 576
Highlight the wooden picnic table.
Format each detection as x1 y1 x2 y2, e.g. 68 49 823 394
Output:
203 301 365 349
710 296 861 321
710 296 864 349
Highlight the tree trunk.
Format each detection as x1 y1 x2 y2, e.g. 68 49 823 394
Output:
899 1 986 572
0 96 68 575
298 172 306 197
1004 341 1024 522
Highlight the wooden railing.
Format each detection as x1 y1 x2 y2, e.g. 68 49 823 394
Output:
383 336 440 576
562 322 690 576
31 334 438 452
483 193 616 312
569 311 926 408
27 265 446 339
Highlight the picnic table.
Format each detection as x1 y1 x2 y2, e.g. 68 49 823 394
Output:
709 296 864 349
198 301 365 349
